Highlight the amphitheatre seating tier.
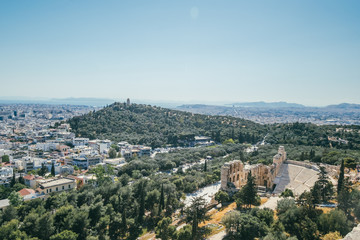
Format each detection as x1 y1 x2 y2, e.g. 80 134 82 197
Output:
273 163 319 196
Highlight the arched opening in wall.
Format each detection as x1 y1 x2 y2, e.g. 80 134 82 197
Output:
264 180 268 188
237 174 239 181
233 176 235 182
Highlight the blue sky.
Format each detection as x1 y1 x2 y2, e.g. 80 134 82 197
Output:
0 0 359 106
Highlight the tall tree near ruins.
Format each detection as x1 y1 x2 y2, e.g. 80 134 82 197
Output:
337 178 353 217
236 171 258 209
312 166 333 203
337 159 345 195
185 196 210 240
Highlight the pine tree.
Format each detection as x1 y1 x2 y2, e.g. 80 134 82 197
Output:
184 196 210 240
39 163 48 176
51 162 55 176
337 159 345 195
241 171 257 209
312 166 333 203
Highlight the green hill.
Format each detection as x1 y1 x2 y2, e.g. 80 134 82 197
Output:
68 102 267 148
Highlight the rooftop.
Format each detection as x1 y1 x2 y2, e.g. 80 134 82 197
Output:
18 188 35 196
0 199 10 209
39 178 75 188
23 174 35 180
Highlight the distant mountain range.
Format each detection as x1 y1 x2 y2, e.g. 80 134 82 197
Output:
227 101 306 108
176 102 360 125
1 97 360 110
179 102 360 110
326 103 360 109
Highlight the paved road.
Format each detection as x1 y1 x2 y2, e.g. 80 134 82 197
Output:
260 197 281 210
208 231 226 240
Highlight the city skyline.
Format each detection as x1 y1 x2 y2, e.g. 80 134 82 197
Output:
1 0 360 106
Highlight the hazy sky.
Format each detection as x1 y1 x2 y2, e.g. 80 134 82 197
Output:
1 0 359 106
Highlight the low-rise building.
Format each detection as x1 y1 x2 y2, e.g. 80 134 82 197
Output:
0 167 13 178
37 177 76 195
35 142 58 152
72 155 102 169
73 138 89 147
0 199 10 209
103 158 126 166
18 188 37 201
72 157 87 169
60 165 74 175
23 174 37 188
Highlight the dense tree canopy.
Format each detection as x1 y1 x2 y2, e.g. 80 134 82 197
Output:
68 103 268 147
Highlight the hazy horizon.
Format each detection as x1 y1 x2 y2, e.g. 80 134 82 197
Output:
0 96 358 108
1 0 360 106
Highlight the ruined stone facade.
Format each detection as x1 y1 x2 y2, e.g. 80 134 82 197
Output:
221 146 286 191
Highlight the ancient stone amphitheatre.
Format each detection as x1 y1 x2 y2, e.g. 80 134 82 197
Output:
273 162 319 196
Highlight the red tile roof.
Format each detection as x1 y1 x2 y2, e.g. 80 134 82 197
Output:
23 175 35 180
18 188 35 196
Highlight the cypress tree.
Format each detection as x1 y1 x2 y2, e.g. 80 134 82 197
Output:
10 172 16 187
300 152 305 161
310 149 315 160
121 208 127 234
238 132 244 143
51 162 55 176
215 131 221 143
138 182 145 223
19 173 24 185
204 160 207 172
337 159 345 195
159 184 165 213
338 178 352 216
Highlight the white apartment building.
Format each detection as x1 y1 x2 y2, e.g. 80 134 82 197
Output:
73 138 89 147
0 167 13 178
36 142 58 152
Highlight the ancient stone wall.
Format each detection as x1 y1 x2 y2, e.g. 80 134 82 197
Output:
221 146 286 191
